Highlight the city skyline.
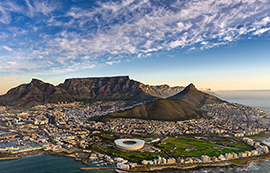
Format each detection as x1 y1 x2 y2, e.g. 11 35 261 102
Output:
1 0 270 94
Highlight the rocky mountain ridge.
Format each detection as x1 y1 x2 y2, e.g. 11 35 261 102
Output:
167 83 226 108
0 76 183 107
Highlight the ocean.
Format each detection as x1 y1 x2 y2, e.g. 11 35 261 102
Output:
215 90 270 112
0 154 113 173
0 90 270 173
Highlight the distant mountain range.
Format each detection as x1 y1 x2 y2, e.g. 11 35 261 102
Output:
0 76 183 107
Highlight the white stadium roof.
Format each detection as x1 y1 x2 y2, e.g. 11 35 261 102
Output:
114 139 145 151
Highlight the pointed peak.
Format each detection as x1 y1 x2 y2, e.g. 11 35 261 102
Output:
185 83 197 90
31 78 44 84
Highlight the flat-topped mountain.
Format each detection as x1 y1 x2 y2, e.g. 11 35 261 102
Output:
0 76 183 107
108 99 205 121
167 83 226 108
58 76 154 101
59 76 183 100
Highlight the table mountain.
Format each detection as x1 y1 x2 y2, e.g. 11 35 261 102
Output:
58 76 154 101
0 76 183 107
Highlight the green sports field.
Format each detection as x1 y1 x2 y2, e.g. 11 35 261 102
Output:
158 136 253 158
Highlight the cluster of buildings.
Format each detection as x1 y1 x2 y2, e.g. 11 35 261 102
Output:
0 100 270 171
93 116 269 138
96 118 229 137
140 137 269 168
142 157 176 165
202 102 270 135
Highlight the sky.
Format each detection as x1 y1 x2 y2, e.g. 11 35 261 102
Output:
1 0 270 94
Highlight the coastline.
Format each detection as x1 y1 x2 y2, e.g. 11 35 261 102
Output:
1 148 270 172
0 156 19 160
230 154 270 167
0 150 76 161
117 154 270 172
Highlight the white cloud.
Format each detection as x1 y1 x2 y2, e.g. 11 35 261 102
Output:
25 0 57 17
0 5 12 24
4 61 17 68
61 0 270 56
2 46 12 51
0 0 57 24
106 61 114 65
1 0 270 75
253 27 270 35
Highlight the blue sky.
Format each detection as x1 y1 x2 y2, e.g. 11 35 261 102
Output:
1 0 270 94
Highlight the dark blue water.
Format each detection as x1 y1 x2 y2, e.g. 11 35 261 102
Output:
0 154 113 173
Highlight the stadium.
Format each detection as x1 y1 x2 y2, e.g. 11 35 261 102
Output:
114 139 145 151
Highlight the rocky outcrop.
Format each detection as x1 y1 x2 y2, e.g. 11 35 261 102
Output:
140 84 183 98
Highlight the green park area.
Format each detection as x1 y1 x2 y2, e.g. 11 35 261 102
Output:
108 148 163 163
158 136 253 158
90 135 253 163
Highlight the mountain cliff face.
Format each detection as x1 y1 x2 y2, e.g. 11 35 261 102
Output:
0 76 183 107
0 79 74 107
167 83 226 108
140 84 183 98
58 76 154 101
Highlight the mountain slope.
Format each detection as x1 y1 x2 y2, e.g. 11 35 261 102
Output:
167 83 226 108
140 84 183 98
0 79 74 107
0 76 183 107
109 99 205 121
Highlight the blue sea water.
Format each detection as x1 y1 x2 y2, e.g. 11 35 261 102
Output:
1 90 270 172
0 154 114 173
